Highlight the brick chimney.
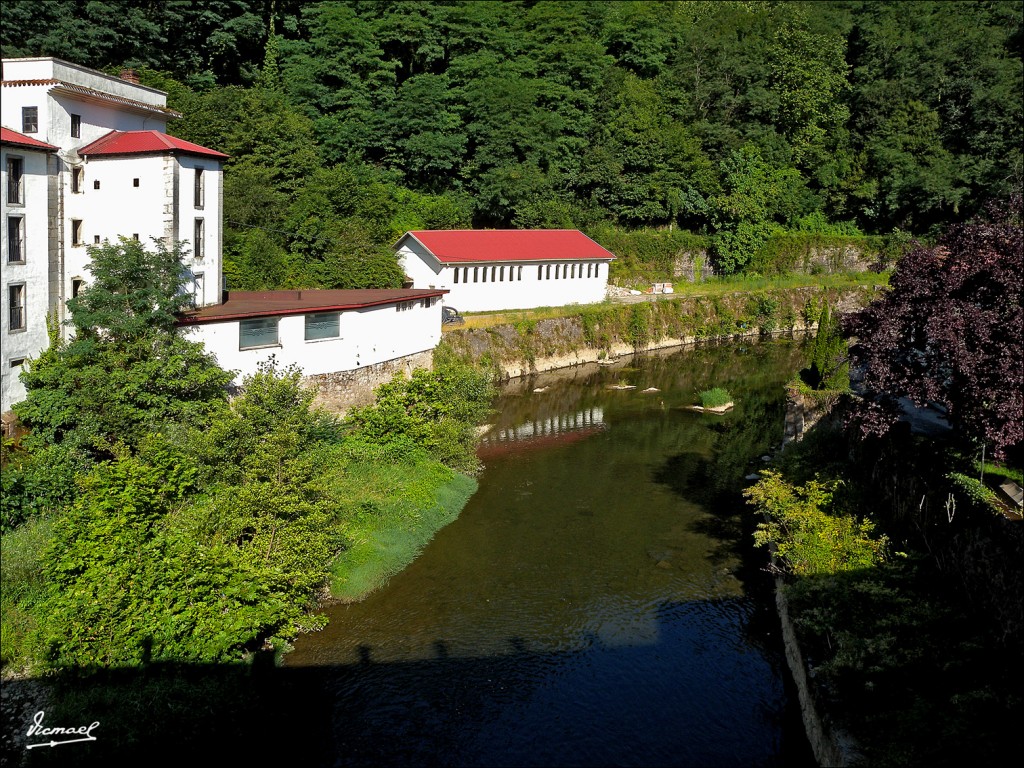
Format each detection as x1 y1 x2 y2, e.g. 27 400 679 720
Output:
119 68 140 84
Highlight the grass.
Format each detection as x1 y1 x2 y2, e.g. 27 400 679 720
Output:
453 271 888 331
698 387 734 408
327 457 477 602
0 516 53 672
977 460 1023 486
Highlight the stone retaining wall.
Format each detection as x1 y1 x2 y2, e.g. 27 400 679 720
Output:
775 579 861 766
303 350 434 414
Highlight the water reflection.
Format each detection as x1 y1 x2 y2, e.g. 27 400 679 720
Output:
286 339 814 766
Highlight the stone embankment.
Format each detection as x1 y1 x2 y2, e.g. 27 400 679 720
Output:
443 285 876 381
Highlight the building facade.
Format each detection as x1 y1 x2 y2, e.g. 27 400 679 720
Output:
1 128 58 411
395 229 616 312
1 57 226 413
179 289 448 387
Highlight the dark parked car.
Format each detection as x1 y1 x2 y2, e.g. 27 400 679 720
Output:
442 306 465 326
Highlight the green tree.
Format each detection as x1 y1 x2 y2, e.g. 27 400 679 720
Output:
14 239 232 456
805 303 850 391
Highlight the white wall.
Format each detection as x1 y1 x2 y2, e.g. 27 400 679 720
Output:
63 154 223 310
398 239 610 311
184 298 443 386
2 58 168 108
2 60 169 154
1 146 53 412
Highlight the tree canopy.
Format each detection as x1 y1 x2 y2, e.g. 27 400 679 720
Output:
845 196 1023 457
3 1 1020 281
14 239 233 456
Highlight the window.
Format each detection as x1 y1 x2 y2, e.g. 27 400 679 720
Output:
71 114 81 138
10 358 25 370
194 168 205 209
473 267 479 283
571 264 576 279
517 266 522 281
587 264 593 278
499 266 505 281
8 285 26 331
305 312 340 341
132 233 139 241
555 265 561 279
71 167 84 193
93 235 100 244
239 317 278 349
72 278 84 298
453 268 459 284
194 219 204 259
7 217 24 263
491 266 497 282
481 266 487 283
6 158 24 204
93 179 101 190
192 273 204 306
22 107 38 134
133 178 140 187
538 265 543 280
70 219 83 246
546 265 551 279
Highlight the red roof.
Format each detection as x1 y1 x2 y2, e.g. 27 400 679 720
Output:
78 130 228 159
398 230 616 264
178 288 448 325
0 126 58 151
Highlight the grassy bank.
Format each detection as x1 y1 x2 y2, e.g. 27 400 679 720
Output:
328 462 477 602
455 271 886 331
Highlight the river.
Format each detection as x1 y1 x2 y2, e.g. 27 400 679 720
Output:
285 338 814 766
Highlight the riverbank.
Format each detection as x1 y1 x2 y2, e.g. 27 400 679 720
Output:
752 399 1023 766
441 284 879 379
328 468 478 602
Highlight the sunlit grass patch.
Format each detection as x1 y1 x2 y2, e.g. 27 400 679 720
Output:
328 458 477 602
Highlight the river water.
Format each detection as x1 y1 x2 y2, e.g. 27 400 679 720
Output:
286 339 814 767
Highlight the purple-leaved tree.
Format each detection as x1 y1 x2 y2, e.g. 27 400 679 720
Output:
845 195 1023 458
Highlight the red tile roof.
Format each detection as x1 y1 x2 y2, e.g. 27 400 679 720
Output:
398 230 616 264
178 288 448 325
78 130 228 159
0 126 58 151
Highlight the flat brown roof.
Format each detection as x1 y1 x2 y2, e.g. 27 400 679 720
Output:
178 288 448 325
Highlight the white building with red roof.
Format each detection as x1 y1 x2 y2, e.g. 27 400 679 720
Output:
394 229 615 312
1 57 228 412
1 58 459 416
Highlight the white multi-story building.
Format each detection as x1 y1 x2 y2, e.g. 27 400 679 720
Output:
395 229 616 312
1 57 227 413
2 58 457 418
1 128 58 412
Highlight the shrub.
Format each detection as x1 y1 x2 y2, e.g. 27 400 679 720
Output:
745 470 889 576
699 387 733 408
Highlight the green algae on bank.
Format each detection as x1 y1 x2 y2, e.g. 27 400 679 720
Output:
329 467 478 603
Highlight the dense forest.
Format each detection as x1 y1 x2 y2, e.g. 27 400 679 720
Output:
3 1 1022 286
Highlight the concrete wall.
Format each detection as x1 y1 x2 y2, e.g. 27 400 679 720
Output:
398 237 610 312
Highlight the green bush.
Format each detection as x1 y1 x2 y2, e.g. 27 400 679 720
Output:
699 387 734 408
745 470 889 576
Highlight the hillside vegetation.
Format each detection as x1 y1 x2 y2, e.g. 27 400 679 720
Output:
3 1 1019 286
